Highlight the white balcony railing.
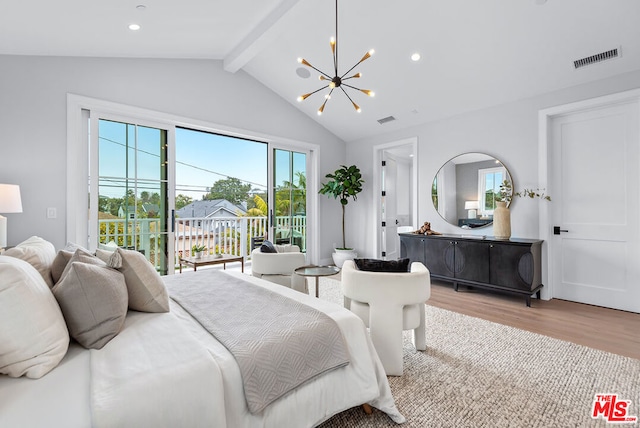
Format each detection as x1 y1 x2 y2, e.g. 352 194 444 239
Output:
98 215 306 272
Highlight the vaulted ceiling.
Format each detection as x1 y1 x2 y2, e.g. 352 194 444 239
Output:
2 0 639 142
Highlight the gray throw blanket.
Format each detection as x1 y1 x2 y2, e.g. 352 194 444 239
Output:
165 270 350 413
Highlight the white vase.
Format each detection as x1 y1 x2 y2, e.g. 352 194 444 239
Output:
493 201 511 240
332 249 357 268
194 251 203 259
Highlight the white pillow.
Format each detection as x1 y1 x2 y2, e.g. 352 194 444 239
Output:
0 255 69 379
4 236 56 287
116 248 170 313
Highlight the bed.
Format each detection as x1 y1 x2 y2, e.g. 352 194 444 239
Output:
0 239 404 428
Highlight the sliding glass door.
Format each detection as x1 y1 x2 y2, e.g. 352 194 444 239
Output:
77 97 316 273
272 149 307 251
91 118 170 274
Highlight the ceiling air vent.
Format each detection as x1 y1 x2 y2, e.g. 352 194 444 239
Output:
573 47 620 69
377 116 396 125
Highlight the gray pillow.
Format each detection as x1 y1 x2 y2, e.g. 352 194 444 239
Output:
56 248 106 285
116 248 170 313
51 250 74 284
51 242 92 283
95 248 123 268
260 240 277 253
53 262 128 349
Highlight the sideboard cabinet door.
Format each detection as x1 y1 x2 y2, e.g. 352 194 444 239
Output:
400 236 426 265
424 238 453 277
489 242 541 292
454 241 490 283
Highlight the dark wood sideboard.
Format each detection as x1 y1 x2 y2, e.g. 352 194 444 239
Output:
399 233 543 306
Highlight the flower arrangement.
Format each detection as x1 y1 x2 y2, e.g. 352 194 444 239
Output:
496 180 551 203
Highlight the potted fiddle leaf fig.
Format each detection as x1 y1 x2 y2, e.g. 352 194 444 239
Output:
319 164 365 267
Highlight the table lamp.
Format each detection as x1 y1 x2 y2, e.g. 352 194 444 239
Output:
0 184 23 250
464 200 479 219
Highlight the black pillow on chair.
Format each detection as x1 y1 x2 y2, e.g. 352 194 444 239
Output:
354 258 410 272
260 240 278 253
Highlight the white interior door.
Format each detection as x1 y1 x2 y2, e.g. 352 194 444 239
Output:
382 154 398 260
550 100 640 313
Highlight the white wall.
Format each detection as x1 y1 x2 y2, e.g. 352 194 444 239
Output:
347 69 640 259
0 54 345 261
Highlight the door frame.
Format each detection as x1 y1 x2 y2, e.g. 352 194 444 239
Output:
538 88 640 300
373 137 418 258
67 94 320 266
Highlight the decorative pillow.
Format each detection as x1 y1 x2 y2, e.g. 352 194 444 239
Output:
0 255 69 379
53 262 128 349
4 236 56 287
260 240 277 253
56 248 106 284
51 242 91 283
354 258 411 273
95 248 123 269
51 250 74 284
275 244 300 253
116 248 169 313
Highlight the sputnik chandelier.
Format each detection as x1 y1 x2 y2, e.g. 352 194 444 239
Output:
297 0 375 115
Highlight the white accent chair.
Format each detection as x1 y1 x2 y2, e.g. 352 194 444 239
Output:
251 245 307 293
341 259 431 376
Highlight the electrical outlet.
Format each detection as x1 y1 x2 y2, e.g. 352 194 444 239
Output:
47 207 57 219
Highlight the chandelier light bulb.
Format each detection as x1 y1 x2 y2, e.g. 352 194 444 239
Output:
329 82 336 88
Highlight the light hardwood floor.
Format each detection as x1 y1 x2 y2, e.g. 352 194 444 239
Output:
427 280 640 360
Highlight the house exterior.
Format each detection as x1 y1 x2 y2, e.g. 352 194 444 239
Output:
175 199 246 220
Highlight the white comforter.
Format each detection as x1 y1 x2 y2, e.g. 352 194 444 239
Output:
0 270 404 428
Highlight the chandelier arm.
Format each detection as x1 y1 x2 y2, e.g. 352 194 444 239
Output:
340 86 357 104
306 63 333 80
342 83 363 91
300 85 330 100
340 60 365 80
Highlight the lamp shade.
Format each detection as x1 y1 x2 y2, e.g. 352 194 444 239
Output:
0 184 23 213
464 200 479 210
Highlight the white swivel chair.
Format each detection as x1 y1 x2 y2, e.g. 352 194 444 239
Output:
251 244 307 293
341 259 431 376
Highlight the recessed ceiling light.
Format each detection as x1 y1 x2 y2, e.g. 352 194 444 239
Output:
136 4 147 10
411 53 421 62
129 23 141 31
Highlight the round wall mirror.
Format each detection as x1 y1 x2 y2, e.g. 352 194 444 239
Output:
431 153 512 229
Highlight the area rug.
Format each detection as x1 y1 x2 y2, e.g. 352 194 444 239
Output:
313 277 640 428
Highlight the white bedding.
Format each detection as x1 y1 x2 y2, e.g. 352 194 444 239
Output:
0 270 404 428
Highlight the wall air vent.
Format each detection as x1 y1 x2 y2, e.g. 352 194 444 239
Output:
573 47 620 69
377 116 396 125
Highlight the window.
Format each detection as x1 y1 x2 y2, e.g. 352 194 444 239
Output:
478 166 507 215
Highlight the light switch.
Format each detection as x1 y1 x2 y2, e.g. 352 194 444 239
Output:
47 207 57 219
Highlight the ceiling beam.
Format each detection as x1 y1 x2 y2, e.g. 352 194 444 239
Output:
223 0 302 73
